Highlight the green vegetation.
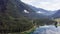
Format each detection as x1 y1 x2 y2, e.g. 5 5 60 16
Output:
0 15 34 32
0 0 57 34
0 14 56 33
20 26 36 34
0 0 34 33
33 18 56 26
54 18 60 26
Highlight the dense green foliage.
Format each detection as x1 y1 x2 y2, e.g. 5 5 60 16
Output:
33 18 56 26
0 0 57 33
0 14 34 32
0 0 34 33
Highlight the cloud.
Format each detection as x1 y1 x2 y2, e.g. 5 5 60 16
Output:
21 0 60 11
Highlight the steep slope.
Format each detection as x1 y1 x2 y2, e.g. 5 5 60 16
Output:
52 10 60 18
6 0 53 19
0 0 56 19
0 0 34 32
6 0 37 18
28 5 56 15
0 0 56 33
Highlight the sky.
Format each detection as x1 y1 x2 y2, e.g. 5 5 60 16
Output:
21 0 60 11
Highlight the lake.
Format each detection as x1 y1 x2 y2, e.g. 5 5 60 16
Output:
31 25 60 34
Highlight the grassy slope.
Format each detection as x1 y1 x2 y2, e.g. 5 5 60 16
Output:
54 18 60 26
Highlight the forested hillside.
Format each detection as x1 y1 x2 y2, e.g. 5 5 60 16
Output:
0 0 56 34
0 0 34 33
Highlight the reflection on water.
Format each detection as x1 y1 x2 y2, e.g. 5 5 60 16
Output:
31 25 60 34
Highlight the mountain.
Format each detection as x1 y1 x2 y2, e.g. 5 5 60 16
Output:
0 0 56 32
0 0 54 19
0 0 34 32
6 0 37 18
27 5 56 15
0 0 8 13
52 10 60 18
7 0 49 19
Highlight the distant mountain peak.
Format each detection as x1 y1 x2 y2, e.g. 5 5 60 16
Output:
52 10 60 18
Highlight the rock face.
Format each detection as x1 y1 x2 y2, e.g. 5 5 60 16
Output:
0 0 8 13
1 0 59 19
4 0 36 18
0 0 29 18
52 10 60 18
0 0 53 19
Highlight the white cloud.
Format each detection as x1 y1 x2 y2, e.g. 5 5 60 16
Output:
21 0 60 11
